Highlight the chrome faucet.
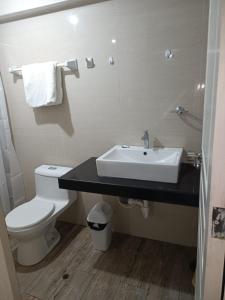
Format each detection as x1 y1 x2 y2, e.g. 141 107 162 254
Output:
141 130 150 149
186 151 202 169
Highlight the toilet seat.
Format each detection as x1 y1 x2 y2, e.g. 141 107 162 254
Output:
6 200 55 231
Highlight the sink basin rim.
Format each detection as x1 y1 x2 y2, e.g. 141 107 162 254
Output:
96 145 183 167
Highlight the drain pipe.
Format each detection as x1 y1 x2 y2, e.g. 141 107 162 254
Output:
118 197 150 219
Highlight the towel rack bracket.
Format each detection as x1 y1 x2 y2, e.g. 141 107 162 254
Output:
9 66 20 74
65 59 78 71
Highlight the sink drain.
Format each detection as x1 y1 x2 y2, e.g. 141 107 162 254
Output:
62 273 69 280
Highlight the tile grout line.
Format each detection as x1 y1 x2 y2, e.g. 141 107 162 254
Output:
24 292 43 300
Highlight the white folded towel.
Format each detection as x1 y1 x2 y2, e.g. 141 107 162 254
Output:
21 61 63 108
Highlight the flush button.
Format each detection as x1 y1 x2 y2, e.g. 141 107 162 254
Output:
48 167 57 170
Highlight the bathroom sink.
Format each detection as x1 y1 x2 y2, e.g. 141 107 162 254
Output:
96 146 183 183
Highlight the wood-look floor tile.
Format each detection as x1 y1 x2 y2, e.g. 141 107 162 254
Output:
113 286 148 300
16 222 80 293
79 234 142 300
25 228 90 299
145 244 195 300
17 222 195 300
22 293 42 300
54 270 94 300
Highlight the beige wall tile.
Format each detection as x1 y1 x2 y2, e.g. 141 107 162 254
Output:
0 0 209 246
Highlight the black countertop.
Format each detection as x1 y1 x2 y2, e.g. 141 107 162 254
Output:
58 157 200 207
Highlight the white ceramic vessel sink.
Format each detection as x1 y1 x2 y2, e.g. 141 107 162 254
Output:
96 145 183 183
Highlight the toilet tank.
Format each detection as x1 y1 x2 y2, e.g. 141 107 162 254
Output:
34 165 76 202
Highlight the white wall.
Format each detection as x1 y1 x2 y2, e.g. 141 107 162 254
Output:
0 0 66 16
0 0 208 246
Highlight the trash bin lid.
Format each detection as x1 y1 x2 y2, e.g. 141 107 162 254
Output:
87 202 113 224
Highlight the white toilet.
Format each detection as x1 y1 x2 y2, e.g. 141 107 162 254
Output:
5 165 77 266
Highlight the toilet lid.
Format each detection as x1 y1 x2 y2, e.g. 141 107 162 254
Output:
6 200 55 230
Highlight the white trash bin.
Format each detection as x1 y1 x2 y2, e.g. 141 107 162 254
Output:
87 202 113 251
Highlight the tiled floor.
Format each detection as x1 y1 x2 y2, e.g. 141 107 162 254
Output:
16 222 195 300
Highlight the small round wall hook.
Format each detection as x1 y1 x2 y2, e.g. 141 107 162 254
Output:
85 57 95 68
108 56 114 65
175 106 188 115
165 49 174 60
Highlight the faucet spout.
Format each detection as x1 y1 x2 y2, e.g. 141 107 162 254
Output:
141 130 150 149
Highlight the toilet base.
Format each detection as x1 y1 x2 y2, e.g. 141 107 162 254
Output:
17 226 60 266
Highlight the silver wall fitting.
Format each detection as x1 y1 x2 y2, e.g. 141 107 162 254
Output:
165 49 174 59
109 56 114 65
86 57 95 68
173 106 188 115
65 59 78 71
186 151 202 169
194 153 202 169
